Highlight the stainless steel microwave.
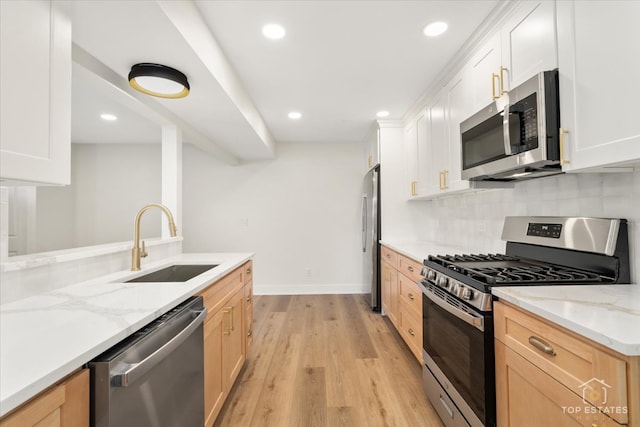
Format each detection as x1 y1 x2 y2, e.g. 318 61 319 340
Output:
460 69 561 181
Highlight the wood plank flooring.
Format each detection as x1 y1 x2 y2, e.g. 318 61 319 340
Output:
214 294 445 427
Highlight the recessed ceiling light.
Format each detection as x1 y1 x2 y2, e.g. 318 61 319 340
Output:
376 111 390 118
262 24 286 40
100 113 117 121
288 111 302 120
423 21 448 37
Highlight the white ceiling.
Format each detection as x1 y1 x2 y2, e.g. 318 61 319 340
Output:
66 0 500 162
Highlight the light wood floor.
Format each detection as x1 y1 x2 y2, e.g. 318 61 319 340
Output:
214 294 445 427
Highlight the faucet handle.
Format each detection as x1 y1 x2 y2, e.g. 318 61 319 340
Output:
141 240 148 258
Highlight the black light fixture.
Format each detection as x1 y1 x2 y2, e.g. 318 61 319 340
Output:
128 63 190 99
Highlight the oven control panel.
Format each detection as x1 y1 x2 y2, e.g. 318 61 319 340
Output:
527 222 562 238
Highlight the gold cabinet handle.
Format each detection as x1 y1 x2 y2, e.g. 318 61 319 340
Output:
407 266 414 272
223 306 235 335
492 73 500 100
411 180 417 196
408 328 415 336
559 128 570 164
246 267 252 275
386 253 391 259
438 171 443 190
246 296 251 302
499 66 508 94
408 293 414 300
368 155 373 168
247 329 253 338
528 336 556 356
440 170 448 190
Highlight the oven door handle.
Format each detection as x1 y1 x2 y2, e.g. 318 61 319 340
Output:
423 287 485 332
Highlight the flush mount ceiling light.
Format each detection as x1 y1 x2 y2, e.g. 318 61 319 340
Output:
128 63 190 99
288 111 302 119
423 21 448 37
262 23 286 39
100 113 117 121
376 110 390 118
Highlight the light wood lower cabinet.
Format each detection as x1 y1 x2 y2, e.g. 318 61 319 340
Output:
495 301 638 427
0 369 89 427
199 260 253 427
380 245 423 363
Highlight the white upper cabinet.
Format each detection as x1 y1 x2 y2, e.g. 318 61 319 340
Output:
470 1 557 112
500 1 557 91
423 90 448 197
470 33 502 112
0 0 71 185
405 110 430 198
557 0 640 171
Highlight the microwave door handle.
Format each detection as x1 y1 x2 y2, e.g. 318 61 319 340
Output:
503 103 512 155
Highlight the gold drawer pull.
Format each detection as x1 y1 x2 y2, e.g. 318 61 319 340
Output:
408 328 415 336
528 336 556 356
386 253 391 259
407 266 414 272
246 267 252 274
248 329 253 337
408 293 415 300
246 296 251 302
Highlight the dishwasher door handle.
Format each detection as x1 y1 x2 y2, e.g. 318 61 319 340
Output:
111 308 207 387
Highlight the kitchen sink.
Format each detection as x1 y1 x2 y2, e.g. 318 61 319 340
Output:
125 264 218 283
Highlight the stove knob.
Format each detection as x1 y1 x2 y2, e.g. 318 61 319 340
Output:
437 276 449 288
427 270 437 282
462 288 474 300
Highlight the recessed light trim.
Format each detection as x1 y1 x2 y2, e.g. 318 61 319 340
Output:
262 23 286 40
288 111 302 120
376 111 390 118
128 63 190 98
100 113 117 121
423 21 448 37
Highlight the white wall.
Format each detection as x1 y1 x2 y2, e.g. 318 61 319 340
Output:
182 141 364 295
35 143 162 252
411 171 640 283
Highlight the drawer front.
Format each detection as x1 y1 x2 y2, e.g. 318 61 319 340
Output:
398 273 421 317
397 254 422 283
243 261 253 285
198 267 243 317
399 307 422 363
381 246 398 269
494 301 628 424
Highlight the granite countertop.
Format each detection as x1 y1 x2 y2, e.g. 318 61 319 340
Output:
379 240 468 262
0 252 253 417
492 285 640 356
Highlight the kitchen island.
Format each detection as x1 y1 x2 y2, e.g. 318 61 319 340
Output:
0 252 253 418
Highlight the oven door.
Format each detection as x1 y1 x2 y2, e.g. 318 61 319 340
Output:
420 283 495 427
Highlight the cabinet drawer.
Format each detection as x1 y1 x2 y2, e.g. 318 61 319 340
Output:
397 254 422 283
398 273 421 317
198 267 243 318
494 301 628 424
381 246 398 269
242 261 253 285
399 307 422 363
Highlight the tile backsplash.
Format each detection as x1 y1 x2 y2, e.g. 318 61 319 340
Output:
414 171 639 283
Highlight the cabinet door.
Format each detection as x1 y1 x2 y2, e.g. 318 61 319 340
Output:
223 289 245 392
365 124 380 170
404 118 419 197
406 111 430 198
496 341 622 427
445 67 473 192
501 0 557 91
558 1 640 171
470 33 501 111
424 91 448 197
203 311 225 427
0 0 71 185
381 260 398 326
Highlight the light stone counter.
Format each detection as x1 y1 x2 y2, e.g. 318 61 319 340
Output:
492 285 640 356
379 240 469 263
0 252 252 417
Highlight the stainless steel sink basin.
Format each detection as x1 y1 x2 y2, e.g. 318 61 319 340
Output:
125 264 218 283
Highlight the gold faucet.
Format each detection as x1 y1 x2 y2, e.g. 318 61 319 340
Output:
131 203 177 271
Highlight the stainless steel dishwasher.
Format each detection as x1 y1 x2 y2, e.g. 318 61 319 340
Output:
89 296 207 427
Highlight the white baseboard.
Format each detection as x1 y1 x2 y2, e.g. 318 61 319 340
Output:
254 283 366 295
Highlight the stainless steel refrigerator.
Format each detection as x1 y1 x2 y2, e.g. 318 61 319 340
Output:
362 165 380 311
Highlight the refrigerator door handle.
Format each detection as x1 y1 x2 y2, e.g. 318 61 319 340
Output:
362 194 367 252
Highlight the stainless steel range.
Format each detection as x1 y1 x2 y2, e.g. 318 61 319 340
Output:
418 216 630 427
